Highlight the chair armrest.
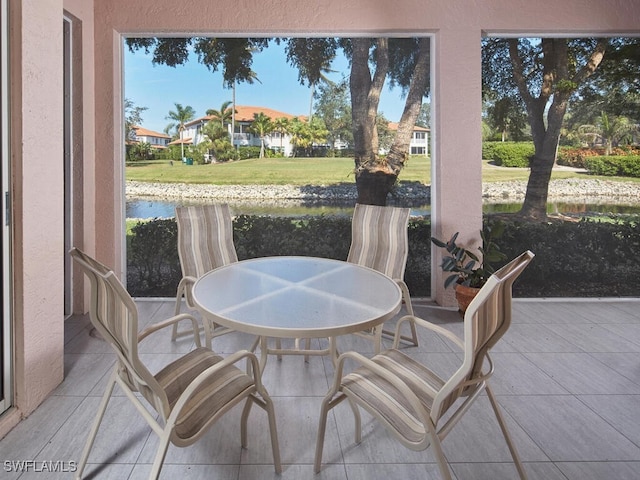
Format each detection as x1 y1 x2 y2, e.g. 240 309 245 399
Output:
175 276 198 309
138 313 202 347
392 315 464 350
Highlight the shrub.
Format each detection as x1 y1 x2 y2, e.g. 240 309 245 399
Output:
483 142 534 167
127 215 432 297
584 155 640 177
127 218 180 297
496 216 640 297
557 147 606 168
126 214 640 299
237 146 262 160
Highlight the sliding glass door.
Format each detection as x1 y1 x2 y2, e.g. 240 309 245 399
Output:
0 0 12 415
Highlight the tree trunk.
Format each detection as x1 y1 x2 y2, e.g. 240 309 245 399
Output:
520 96 566 220
508 38 607 220
350 37 429 205
351 38 389 204
519 154 554 219
356 170 398 205
385 38 430 177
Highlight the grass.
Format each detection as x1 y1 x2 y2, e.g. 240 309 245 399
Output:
126 156 639 185
127 157 378 185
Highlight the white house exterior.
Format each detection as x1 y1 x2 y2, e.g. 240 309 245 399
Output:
183 106 430 158
387 122 430 156
183 105 303 158
132 125 171 149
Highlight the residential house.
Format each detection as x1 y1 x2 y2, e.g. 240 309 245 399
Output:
1 0 637 441
131 125 171 149
183 105 304 158
184 106 429 158
387 122 430 156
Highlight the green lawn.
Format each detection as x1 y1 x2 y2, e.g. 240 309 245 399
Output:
126 157 381 185
126 156 637 185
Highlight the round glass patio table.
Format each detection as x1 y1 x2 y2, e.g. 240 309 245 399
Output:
192 256 402 370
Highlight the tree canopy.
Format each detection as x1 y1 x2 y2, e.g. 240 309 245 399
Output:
481 37 640 220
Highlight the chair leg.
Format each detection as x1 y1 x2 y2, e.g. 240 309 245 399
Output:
382 285 419 347
347 397 362 444
243 394 282 474
149 430 172 480
400 284 419 346
240 396 255 448
75 369 117 480
427 421 453 480
315 392 352 472
171 296 182 341
263 394 282 474
314 393 332 473
486 385 529 480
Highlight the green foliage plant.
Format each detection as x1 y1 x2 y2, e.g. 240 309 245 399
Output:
431 221 507 288
126 214 640 298
584 155 640 177
483 142 534 167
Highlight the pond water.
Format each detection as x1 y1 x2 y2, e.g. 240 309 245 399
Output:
126 196 640 219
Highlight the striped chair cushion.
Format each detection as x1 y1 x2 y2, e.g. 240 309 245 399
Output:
347 204 410 280
155 347 254 443
340 349 445 444
176 205 238 278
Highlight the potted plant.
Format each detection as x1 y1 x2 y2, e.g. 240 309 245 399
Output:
431 221 507 313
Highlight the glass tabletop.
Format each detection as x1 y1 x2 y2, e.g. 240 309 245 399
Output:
192 256 402 338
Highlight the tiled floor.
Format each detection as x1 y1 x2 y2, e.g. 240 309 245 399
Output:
1 298 640 479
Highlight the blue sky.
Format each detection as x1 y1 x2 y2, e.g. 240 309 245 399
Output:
124 40 409 134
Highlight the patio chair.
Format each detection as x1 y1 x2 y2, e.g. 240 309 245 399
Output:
315 250 535 480
70 247 281 480
347 203 418 352
174 204 239 348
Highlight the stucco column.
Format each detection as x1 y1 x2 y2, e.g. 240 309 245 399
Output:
431 29 483 307
12 0 65 418
93 20 125 278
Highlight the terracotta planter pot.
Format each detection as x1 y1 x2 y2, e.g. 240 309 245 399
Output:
455 284 481 314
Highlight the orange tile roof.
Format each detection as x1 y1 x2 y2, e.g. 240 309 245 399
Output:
233 105 305 122
133 126 171 138
185 105 306 127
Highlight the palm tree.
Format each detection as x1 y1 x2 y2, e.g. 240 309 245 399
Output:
272 117 290 154
286 117 328 157
579 112 638 155
166 103 196 160
207 101 235 144
206 101 234 126
248 112 274 158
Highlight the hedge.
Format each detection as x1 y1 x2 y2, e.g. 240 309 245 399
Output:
482 142 534 167
583 155 640 177
127 214 640 299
